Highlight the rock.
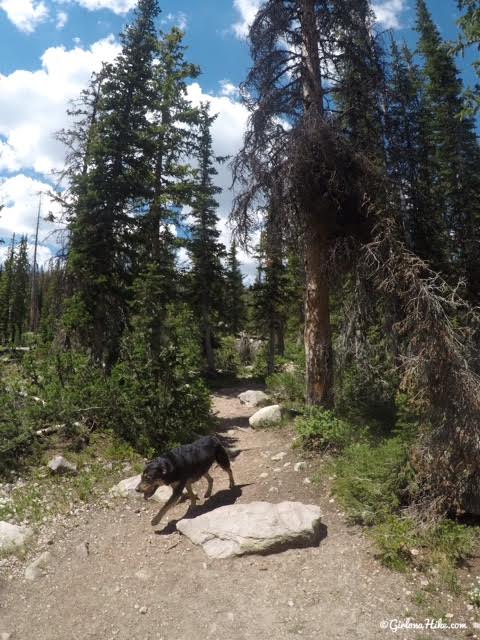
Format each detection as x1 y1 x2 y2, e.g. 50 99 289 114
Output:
294 461 306 472
303 477 312 485
249 405 282 428
177 501 323 559
110 475 143 499
271 452 287 461
139 606 148 614
25 551 51 581
1 633 12 640
47 456 77 475
0 521 33 554
238 390 269 407
109 476 178 503
259 472 269 479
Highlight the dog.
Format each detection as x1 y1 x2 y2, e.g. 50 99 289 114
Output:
136 435 235 526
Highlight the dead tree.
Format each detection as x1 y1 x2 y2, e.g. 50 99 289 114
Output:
231 0 379 406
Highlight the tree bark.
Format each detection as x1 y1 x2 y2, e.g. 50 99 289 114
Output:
304 212 334 407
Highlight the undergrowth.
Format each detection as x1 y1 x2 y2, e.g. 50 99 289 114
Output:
0 430 143 527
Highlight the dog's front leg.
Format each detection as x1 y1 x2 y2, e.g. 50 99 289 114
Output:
151 481 185 526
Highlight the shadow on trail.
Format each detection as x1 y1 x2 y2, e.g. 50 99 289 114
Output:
154 484 251 536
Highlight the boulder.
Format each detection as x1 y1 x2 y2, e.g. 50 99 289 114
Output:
0 521 33 554
177 501 322 559
249 405 282 428
25 551 51 581
47 456 77 475
109 476 177 503
238 390 269 407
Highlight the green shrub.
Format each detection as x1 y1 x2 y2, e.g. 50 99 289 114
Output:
295 406 357 452
215 336 241 374
266 368 305 405
372 515 419 571
333 436 413 525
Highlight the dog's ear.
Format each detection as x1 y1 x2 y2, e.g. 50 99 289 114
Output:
155 459 169 477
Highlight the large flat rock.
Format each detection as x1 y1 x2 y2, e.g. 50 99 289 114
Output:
177 501 323 559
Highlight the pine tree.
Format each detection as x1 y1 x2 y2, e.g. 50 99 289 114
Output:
416 0 480 301
187 104 226 372
64 0 162 366
10 236 30 343
251 214 287 374
0 236 15 344
232 0 375 406
224 241 246 335
456 0 480 116
385 41 448 268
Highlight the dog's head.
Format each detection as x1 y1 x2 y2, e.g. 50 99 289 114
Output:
135 458 169 500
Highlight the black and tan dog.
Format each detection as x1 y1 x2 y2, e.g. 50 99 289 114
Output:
136 435 235 526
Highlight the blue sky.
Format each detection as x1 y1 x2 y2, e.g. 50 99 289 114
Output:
0 0 477 274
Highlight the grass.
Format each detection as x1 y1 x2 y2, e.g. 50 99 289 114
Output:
296 403 480 591
0 430 143 528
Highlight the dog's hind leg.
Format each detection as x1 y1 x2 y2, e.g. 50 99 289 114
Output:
203 472 213 498
185 481 198 507
215 443 235 489
151 481 185 526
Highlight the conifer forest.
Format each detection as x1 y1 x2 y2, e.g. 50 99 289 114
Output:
2 0 480 599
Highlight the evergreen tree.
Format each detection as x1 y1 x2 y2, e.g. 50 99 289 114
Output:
0 236 15 344
456 0 480 116
224 241 246 335
232 0 376 406
187 105 226 372
251 213 287 374
64 0 162 366
416 0 480 301
10 236 30 343
385 41 448 268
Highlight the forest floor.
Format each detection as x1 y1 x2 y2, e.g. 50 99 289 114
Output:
0 387 478 640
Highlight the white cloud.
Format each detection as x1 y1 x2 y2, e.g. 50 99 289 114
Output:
372 0 407 30
0 174 61 251
162 11 188 31
232 0 262 39
186 82 258 279
56 10 68 28
0 0 49 33
58 0 137 15
0 35 121 176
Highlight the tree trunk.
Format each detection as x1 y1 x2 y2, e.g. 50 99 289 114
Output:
267 320 276 375
304 212 333 407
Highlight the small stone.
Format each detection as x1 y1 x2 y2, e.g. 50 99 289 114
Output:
294 462 306 472
47 456 77 475
1 633 12 640
288 600 294 607
410 548 420 557
25 551 51 581
139 606 148 614
259 473 269 479
273 467 281 473
268 487 279 493
271 452 287 462
445 613 453 619
303 478 312 485
283 462 291 468
135 570 151 581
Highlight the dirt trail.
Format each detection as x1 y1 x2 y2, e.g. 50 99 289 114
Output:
0 388 464 639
